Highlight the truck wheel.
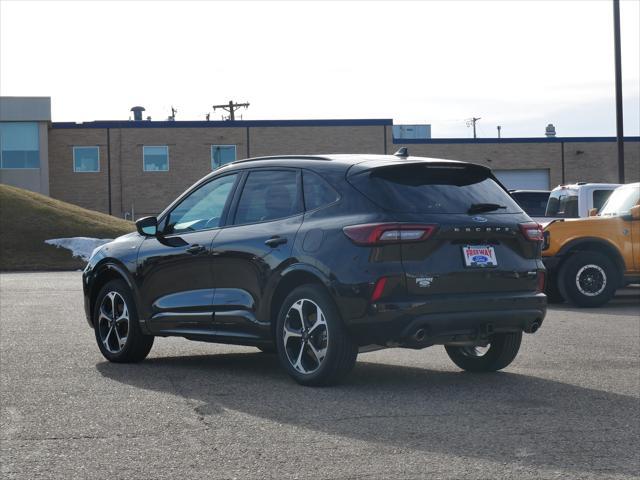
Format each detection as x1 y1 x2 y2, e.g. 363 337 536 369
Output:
445 332 522 372
558 252 617 307
276 285 358 386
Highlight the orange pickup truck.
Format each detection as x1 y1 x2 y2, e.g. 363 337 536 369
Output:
542 183 640 307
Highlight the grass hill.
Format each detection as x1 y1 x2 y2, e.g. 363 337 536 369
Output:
0 184 134 271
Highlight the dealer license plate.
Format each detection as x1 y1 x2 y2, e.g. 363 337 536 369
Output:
462 245 497 268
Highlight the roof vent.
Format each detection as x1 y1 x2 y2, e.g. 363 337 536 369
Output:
545 123 556 137
394 147 409 158
130 106 146 121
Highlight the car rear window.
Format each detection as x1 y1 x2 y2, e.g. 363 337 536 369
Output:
348 164 522 214
510 192 549 216
545 189 578 218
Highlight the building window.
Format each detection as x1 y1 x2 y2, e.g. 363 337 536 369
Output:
0 122 40 169
143 146 169 171
73 146 100 172
211 145 236 170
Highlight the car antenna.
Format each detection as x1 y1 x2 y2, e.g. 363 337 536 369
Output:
394 147 409 158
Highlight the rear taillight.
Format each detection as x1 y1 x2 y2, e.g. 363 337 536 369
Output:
519 222 543 242
343 223 437 246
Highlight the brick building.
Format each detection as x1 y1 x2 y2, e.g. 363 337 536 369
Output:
1 96 639 218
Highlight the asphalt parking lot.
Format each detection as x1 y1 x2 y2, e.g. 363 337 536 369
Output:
1 272 639 480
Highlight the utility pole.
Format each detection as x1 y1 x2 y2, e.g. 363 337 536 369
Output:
613 0 625 183
466 117 481 139
497 125 502 139
212 100 250 121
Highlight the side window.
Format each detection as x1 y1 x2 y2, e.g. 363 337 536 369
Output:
593 190 613 211
165 174 237 234
234 170 301 225
303 170 339 211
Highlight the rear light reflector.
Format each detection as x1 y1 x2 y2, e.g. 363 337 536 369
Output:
343 223 437 246
519 222 544 242
370 277 388 302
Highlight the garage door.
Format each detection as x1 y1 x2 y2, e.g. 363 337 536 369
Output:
493 169 550 190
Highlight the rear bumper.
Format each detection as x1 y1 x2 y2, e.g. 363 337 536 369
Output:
346 291 547 348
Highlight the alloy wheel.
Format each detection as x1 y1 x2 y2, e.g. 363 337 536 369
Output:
98 291 130 354
575 264 606 297
460 344 491 357
283 298 329 374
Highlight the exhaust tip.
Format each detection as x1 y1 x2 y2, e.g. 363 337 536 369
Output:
526 322 541 334
414 328 426 342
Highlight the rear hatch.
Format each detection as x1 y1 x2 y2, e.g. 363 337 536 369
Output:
347 161 542 296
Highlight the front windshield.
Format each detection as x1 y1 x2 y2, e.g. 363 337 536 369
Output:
545 189 578 218
598 185 640 216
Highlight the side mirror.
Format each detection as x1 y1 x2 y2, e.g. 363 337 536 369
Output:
631 205 640 220
588 208 598 217
135 216 158 236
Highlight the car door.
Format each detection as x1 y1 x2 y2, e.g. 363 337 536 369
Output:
137 173 239 334
209 168 304 340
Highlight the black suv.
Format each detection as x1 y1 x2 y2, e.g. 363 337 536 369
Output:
83 153 547 386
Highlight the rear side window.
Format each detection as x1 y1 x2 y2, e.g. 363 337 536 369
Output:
511 192 549 216
593 189 613 210
546 190 578 218
348 164 521 214
234 170 302 225
303 171 339 210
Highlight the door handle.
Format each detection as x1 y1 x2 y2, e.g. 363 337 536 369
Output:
265 236 288 248
186 244 206 255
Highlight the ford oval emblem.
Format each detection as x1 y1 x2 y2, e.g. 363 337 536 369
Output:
471 216 488 223
472 255 489 263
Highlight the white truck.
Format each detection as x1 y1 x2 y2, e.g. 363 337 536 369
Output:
538 183 621 224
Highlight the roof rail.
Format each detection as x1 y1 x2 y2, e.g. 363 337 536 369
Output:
230 155 333 165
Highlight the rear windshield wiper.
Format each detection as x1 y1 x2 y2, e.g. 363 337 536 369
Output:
468 203 507 214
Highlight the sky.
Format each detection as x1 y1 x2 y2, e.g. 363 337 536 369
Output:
1 0 639 138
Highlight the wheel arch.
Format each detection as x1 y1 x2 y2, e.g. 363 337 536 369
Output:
557 237 626 284
268 264 333 339
89 261 138 326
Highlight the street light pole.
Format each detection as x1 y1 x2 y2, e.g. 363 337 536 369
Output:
613 0 625 183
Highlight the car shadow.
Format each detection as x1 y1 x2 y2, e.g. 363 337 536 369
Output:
549 291 640 317
96 352 639 477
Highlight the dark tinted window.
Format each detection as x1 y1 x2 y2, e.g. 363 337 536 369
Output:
510 192 550 216
303 171 339 210
166 174 237 234
545 190 578 218
234 170 301 224
593 190 613 210
348 164 521 214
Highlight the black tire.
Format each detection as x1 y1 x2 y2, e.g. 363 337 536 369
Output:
445 331 522 372
93 279 154 363
276 284 358 386
544 272 565 303
558 251 618 307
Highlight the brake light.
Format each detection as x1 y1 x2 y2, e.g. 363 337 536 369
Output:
519 222 543 242
370 277 388 302
343 223 437 245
